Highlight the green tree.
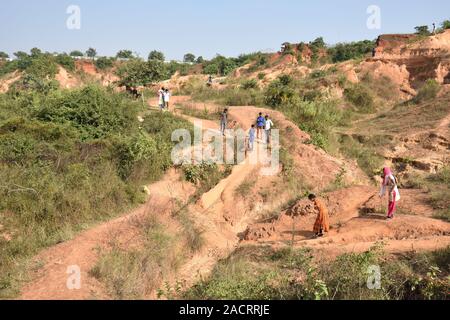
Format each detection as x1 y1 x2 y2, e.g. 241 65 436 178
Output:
116 59 167 88
148 50 165 61
310 37 326 48
0 52 9 60
55 53 76 71
86 48 97 60
183 53 196 63
30 47 43 58
116 50 134 59
442 20 450 30
70 50 84 57
415 25 431 36
95 57 115 70
196 56 205 64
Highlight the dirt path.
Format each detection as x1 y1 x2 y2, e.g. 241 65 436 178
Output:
20 170 195 300
19 96 450 300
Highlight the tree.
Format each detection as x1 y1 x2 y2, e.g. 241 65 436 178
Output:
415 25 431 36
310 37 326 48
116 50 134 59
95 57 114 70
442 20 450 30
183 53 196 63
196 56 205 64
86 48 97 60
70 50 84 57
116 59 167 88
30 47 43 58
148 50 165 61
14 51 29 60
0 52 9 60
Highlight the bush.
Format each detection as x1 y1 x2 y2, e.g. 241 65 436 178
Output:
95 56 115 70
264 76 297 107
344 84 376 113
328 40 375 63
55 54 75 71
240 79 259 90
0 86 193 297
413 79 440 103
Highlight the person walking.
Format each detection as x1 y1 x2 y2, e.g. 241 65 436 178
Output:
380 167 401 220
158 87 165 111
309 194 330 238
163 88 171 111
248 124 256 151
256 113 266 141
220 108 228 136
264 115 274 145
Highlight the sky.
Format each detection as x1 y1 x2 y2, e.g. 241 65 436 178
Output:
1 0 450 60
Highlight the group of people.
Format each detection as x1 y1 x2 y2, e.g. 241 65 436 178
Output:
220 109 275 152
309 167 401 238
158 87 171 111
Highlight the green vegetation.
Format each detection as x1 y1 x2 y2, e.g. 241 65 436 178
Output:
95 56 115 70
116 58 168 88
69 50 84 58
405 167 450 222
90 214 183 299
183 53 196 63
182 162 232 195
86 47 97 60
185 245 450 300
344 83 376 113
0 85 192 298
116 50 134 60
415 26 431 36
148 50 165 62
328 40 375 63
413 79 441 104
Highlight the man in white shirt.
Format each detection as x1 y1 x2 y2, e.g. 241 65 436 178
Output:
164 89 171 111
158 87 165 110
264 115 274 145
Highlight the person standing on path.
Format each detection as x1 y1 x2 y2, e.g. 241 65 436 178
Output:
309 194 330 238
264 115 274 145
256 113 266 141
158 87 165 111
164 88 171 111
248 124 256 151
220 108 228 136
380 167 401 220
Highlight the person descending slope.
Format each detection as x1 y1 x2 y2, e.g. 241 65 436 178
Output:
309 194 330 238
256 113 266 141
248 124 256 152
264 115 274 145
220 108 228 136
380 167 401 220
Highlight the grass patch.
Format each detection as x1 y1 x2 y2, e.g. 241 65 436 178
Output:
185 244 450 300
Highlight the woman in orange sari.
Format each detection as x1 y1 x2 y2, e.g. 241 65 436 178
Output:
309 194 330 238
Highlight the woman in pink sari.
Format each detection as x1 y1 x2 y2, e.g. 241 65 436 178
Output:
379 167 401 220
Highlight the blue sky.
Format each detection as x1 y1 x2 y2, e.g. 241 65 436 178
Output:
1 0 449 60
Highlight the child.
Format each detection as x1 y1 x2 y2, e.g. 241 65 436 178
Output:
264 115 274 145
164 88 171 111
309 194 330 238
248 124 256 151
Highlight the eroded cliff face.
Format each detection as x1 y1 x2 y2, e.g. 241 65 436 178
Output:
373 30 450 88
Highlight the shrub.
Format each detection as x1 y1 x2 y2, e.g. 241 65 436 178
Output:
344 84 376 113
95 56 115 70
328 40 375 63
240 79 259 90
55 54 75 71
264 76 297 107
413 79 440 103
